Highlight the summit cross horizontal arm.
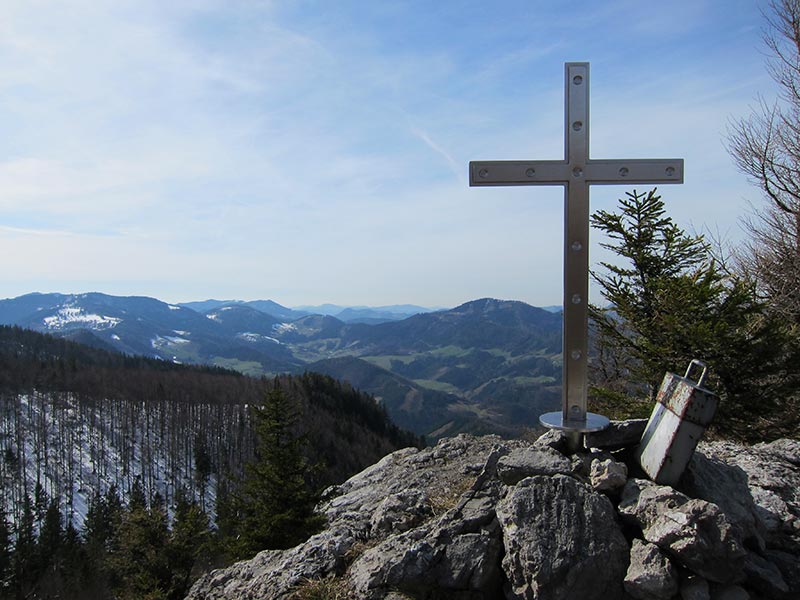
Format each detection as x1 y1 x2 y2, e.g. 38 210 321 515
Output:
468 62 684 447
469 159 683 186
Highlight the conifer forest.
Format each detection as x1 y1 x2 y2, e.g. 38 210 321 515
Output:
0 325 420 598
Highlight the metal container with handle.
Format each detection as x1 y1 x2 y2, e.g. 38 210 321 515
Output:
636 360 718 485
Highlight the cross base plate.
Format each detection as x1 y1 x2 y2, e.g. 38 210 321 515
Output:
539 411 610 433
540 411 610 453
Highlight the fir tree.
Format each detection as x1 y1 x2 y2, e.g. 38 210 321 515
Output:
212 476 236 551
38 497 64 571
108 492 171 600
228 385 324 559
34 499 78 600
59 521 86 599
33 482 49 530
590 188 795 439
167 492 210 599
12 495 37 598
84 487 123 555
82 486 125 596
128 477 147 513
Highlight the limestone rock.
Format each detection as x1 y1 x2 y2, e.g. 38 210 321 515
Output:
623 539 679 600
619 478 691 527
496 446 572 484
682 438 800 597
755 438 800 466
185 531 359 600
620 479 746 583
681 444 765 549
349 449 508 598
590 457 628 493
764 549 800 597
350 486 504 598
647 499 745 583
684 439 800 552
533 428 571 453
496 474 629 600
370 488 433 537
585 418 648 450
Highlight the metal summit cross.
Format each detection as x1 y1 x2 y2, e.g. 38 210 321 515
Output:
470 62 684 449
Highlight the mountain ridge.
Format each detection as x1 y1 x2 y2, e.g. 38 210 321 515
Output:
0 292 563 437
175 298 440 324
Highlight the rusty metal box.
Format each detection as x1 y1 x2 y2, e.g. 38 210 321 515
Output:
636 360 718 485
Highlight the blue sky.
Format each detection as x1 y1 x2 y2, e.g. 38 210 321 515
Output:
0 0 773 308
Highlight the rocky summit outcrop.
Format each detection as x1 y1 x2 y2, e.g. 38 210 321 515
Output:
186 425 800 600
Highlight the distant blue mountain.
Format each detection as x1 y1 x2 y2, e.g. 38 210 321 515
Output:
541 305 562 314
294 303 440 324
0 292 563 436
178 299 308 321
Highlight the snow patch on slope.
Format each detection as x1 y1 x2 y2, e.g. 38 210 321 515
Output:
273 323 296 334
236 332 280 344
151 335 190 349
42 307 121 330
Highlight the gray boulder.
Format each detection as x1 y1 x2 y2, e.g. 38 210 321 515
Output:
619 478 691 527
590 457 628 493
349 449 507 599
683 439 800 593
496 474 629 600
620 479 746 583
350 485 504 598
623 539 679 600
187 435 520 599
496 446 572 484
585 418 648 450
754 438 800 466
370 488 433 537
684 439 800 549
532 428 571 453
681 443 766 549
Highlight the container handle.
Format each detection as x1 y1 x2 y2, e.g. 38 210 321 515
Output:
684 359 708 387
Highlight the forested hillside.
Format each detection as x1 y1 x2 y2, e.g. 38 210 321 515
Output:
0 324 419 528
0 325 421 597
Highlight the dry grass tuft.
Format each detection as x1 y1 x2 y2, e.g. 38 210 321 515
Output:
287 576 355 600
427 476 476 515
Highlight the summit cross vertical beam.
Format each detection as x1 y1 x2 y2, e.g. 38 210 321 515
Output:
469 62 684 449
